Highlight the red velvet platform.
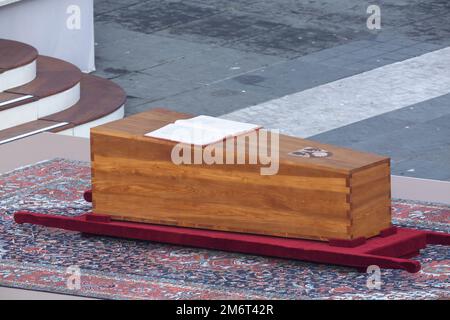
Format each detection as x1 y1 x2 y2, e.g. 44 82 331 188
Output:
14 207 450 273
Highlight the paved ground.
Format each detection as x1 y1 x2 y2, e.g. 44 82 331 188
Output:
93 0 450 180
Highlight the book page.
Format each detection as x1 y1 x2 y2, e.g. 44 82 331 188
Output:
144 116 261 146
175 116 260 134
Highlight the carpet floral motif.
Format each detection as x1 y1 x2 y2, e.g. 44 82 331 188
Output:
0 159 448 299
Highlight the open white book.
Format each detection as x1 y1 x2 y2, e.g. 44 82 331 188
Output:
144 115 261 146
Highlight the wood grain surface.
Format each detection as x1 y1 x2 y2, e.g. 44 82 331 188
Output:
0 92 37 112
0 39 37 70
91 109 392 241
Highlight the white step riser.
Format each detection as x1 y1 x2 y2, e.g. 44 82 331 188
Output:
38 83 80 118
59 105 125 138
0 82 80 131
0 60 36 92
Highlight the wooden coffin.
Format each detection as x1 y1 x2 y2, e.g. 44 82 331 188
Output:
90 108 391 241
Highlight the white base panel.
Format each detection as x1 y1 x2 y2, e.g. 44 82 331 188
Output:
0 99 38 130
392 175 450 205
0 83 80 131
37 82 80 118
58 105 125 138
0 60 36 92
0 132 91 174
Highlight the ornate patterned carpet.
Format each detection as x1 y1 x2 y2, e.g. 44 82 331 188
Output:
0 159 448 299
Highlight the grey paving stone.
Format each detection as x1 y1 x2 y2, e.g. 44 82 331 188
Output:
341 61 376 73
311 115 414 147
229 24 364 58
379 50 417 61
407 42 446 52
383 37 421 47
391 43 446 57
126 103 165 116
393 156 450 181
379 2 439 28
300 39 411 69
312 110 450 180
227 59 357 97
190 0 364 30
319 55 362 67
350 47 391 60
371 32 400 43
368 42 406 52
427 113 450 129
384 94 450 123
397 11 450 44
94 0 123 16
350 56 398 70
111 71 202 101
94 0 141 16
98 1 220 34
124 96 149 112
349 123 450 165
346 40 378 49
94 21 152 48
187 0 260 10
158 12 286 47
298 43 360 62
243 0 367 16
140 46 285 85
93 54 132 79
94 31 211 74
135 80 278 116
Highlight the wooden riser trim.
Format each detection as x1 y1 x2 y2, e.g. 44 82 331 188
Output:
0 121 68 145
0 94 35 108
0 39 38 70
